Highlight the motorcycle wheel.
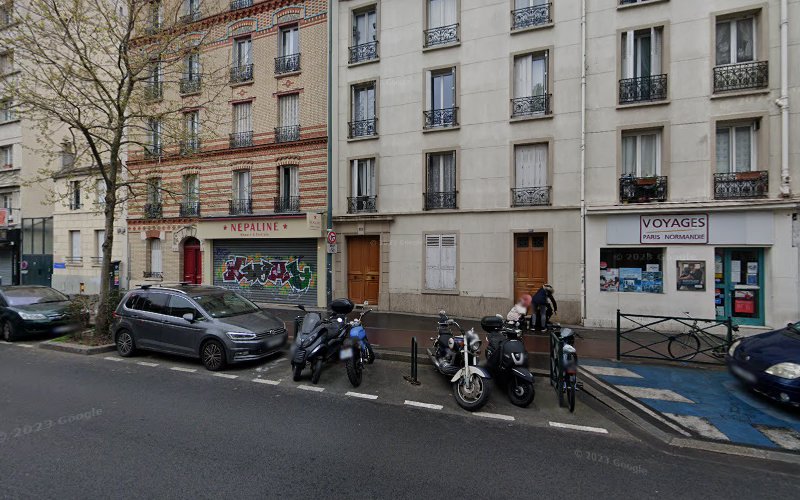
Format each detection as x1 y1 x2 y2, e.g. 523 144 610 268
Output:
557 372 565 408
452 374 490 412
567 374 577 413
366 343 375 365
311 358 323 385
292 363 303 382
345 353 363 387
508 379 535 408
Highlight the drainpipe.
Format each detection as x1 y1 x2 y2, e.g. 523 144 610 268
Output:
579 0 587 323
778 0 791 197
325 2 334 306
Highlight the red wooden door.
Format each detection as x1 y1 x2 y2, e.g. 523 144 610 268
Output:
183 238 202 284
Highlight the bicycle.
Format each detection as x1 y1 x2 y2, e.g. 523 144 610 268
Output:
667 312 740 361
548 323 580 413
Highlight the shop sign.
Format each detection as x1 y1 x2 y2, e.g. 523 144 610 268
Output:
640 214 708 244
223 221 289 238
306 213 322 231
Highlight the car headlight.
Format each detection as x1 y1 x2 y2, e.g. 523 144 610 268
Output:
226 332 257 341
727 340 742 357
18 312 47 320
765 363 800 380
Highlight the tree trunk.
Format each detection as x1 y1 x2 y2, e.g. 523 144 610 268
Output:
95 184 117 342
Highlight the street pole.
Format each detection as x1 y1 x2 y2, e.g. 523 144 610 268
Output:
325 2 334 307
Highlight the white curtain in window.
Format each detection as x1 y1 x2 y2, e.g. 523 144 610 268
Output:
95 230 105 257
184 175 198 200
96 179 106 205
70 231 81 258
280 166 299 198
234 102 252 133
514 54 546 98
622 136 637 175
351 159 375 197
352 85 375 122
640 134 658 177
734 126 753 173
354 10 377 44
736 18 754 63
235 38 252 66
234 171 251 200
430 70 455 110
281 27 299 56
279 94 299 127
715 22 731 65
716 128 731 173
515 0 546 8
515 144 548 188
429 0 456 28
427 153 455 193
150 239 162 273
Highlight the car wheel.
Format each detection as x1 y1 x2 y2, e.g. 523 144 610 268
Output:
2 321 19 342
201 340 226 371
115 330 136 357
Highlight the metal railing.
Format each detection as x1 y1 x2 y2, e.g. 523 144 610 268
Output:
347 195 377 214
713 61 769 93
511 94 551 118
229 64 254 84
144 145 162 159
65 256 83 265
143 271 163 279
179 137 201 155
511 186 551 207
229 131 253 148
230 0 253 10
424 23 459 48
275 53 301 74
511 3 552 30
714 171 769 200
348 118 377 138
619 74 668 104
179 9 202 24
275 196 301 213
424 191 457 210
144 202 163 219
180 76 201 95
229 198 253 215
619 175 668 203
143 82 162 101
349 41 379 64
423 107 458 129
179 201 201 217
275 125 300 143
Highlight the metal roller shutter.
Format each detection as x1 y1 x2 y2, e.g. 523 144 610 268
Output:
212 238 318 306
0 248 12 286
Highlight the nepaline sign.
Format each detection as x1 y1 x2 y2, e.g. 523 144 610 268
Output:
224 221 289 237
640 214 708 244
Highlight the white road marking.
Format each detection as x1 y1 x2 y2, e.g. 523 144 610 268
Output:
213 373 238 379
252 378 280 385
103 356 123 362
616 385 694 403
404 400 443 410
548 421 609 434
582 365 643 379
346 392 379 400
474 412 515 422
136 361 159 367
298 385 325 392
170 367 197 373
755 426 800 450
664 414 729 441
16 343 34 348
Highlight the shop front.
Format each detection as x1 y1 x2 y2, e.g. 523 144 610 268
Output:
196 214 325 308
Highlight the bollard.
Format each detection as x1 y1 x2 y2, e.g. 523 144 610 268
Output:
404 336 421 386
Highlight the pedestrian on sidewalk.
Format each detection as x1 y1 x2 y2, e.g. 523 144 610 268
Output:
506 294 532 323
531 284 557 332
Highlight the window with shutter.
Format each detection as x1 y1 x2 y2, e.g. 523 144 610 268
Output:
69 231 81 258
425 234 457 291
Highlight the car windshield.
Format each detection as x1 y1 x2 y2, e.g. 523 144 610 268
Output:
3 288 70 306
192 291 259 318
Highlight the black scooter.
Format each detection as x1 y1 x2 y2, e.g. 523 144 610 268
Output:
290 298 354 384
482 315 536 407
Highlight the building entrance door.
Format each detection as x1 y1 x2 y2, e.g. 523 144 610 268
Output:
715 248 764 326
183 238 202 284
347 236 380 305
513 233 548 302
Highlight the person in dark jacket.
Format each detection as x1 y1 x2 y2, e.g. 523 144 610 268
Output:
532 284 557 331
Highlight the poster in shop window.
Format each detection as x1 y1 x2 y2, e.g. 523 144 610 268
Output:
620 268 642 293
600 268 619 292
677 260 706 291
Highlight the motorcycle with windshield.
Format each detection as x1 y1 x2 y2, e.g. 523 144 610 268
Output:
482 315 535 407
290 298 354 384
340 303 375 387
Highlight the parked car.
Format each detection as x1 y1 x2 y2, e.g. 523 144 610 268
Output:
112 284 288 371
0 285 82 341
726 322 800 407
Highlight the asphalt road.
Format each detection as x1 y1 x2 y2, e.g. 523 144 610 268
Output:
1 343 798 499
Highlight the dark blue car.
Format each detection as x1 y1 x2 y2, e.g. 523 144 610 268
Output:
726 322 800 407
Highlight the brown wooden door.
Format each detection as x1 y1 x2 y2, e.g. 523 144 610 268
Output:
513 234 547 302
348 236 380 304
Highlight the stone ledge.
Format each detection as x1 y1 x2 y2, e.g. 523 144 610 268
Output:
39 340 116 356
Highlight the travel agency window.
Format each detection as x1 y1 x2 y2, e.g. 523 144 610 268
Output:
600 248 664 293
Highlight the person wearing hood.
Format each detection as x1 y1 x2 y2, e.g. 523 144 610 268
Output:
532 284 557 332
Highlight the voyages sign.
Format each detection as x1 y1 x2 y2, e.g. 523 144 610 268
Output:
640 214 708 244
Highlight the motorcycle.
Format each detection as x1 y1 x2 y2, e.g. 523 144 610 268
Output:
427 310 492 411
290 298 354 384
340 303 376 387
482 315 535 407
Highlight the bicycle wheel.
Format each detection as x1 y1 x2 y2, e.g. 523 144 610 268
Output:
668 333 700 361
567 374 577 413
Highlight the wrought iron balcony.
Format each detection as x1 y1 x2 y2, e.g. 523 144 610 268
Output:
143 82 162 101
349 41 379 64
511 3 552 30
275 125 300 143
143 144 162 159
424 107 458 129
511 94 551 118
714 171 768 200
229 64 254 84
424 191 457 210
229 198 253 215
65 256 83 265
275 53 301 75
511 186 551 207
180 76 201 95
69 201 82 210
619 74 668 104
230 0 253 11
143 202 163 219
348 118 377 138
179 201 201 217
275 196 301 213
143 271 163 279
424 23 459 48
179 9 201 24
229 131 253 148
713 61 769 93
179 137 201 155
619 176 668 204
348 196 377 214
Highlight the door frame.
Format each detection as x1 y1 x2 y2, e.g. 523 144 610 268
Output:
716 247 765 326
347 234 381 305
511 231 551 301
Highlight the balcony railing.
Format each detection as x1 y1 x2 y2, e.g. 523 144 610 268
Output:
65 256 83 265
230 0 253 10
144 202 163 219
144 145 162 159
275 125 300 143
275 53 301 75
230 64 254 84
619 176 668 203
179 9 201 24
179 137 201 155
143 82 162 101
511 94 551 118
275 196 301 213
348 118 377 138
424 23 459 48
619 74 668 104
424 191 457 210
348 196 377 214
180 201 201 217
511 3 552 30
229 131 253 148
424 107 458 129
229 198 253 215
349 41 379 64
511 186 551 207
180 76 201 95
143 271 163 279
714 171 769 200
713 61 769 93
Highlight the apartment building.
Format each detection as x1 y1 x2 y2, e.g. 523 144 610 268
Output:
127 0 328 307
331 0 583 321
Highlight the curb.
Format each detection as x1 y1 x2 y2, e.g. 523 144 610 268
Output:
39 341 116 356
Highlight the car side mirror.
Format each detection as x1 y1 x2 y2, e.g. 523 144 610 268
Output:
182 312 195 323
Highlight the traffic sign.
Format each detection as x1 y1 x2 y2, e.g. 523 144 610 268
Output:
326 230 337 245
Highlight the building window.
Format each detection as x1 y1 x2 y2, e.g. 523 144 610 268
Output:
620 130 666 203
94 230 105 265
714 121 767 199
181 110 200 154
230 101 253 147
276 25 300 74
0 51 13 75
145 178 162 218
350 7 378 64
1 145 11 167
147 238 162 278
230 170 252 215
230 37 253 83
144 59 162 100
146 0 162 32
146 118 161 157
276 94 300 142
425 67 457 129
181 0 201 22
620 27 667 104
95 178 106 207
512 0 552 31
513 143 550 206
0 100 15 122
2 192 13 213
512 52 550 117
276 166 299 213
425 234 457 291
600 248 664 294
68 231 82 264
180 51 201 94
181 174 200 217
349 158 377 213
350 82 376 138
0 3 13 27
425 0 458 48
69 180 81 210
425 151 456 210
714 16 767 92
